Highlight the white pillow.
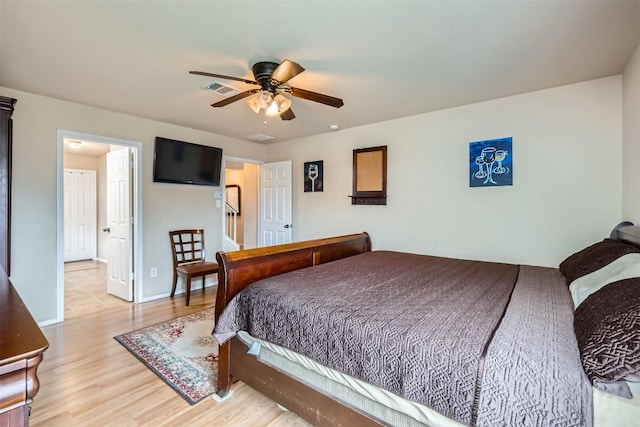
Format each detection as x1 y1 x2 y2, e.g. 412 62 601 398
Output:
569 253 640 308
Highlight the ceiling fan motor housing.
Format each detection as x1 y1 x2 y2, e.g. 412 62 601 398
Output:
252 61 281 92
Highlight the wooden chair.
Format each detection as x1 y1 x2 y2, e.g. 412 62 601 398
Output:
169 229 219 306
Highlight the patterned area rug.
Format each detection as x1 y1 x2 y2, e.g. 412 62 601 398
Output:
114 307 218 404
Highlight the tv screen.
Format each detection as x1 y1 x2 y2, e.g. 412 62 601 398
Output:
153 137 223 186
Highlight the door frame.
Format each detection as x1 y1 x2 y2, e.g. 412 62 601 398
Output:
56 129 143 322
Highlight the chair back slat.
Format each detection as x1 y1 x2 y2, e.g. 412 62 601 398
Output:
169 229 206 267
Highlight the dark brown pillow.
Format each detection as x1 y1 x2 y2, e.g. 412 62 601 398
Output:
559 239 640 284
574 277 640 397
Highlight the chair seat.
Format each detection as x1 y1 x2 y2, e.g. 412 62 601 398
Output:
176 261 219 276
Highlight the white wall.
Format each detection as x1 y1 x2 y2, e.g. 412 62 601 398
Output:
242 163 259 249
225 169 245 245
64 152 100 170
623 42 640 222
266 77 623 268
0 87 266 323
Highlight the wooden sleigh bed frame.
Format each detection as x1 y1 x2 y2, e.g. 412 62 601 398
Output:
214 233 378 426
212 225 640 427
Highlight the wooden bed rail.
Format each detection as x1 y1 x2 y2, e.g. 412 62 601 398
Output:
214 232 371 396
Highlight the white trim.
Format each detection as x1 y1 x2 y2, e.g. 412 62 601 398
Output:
139 292 173 303
57 129 144 323
139 278 218 303
38 318 62 328
56 139 64 321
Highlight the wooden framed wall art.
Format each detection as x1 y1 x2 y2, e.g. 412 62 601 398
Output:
350 145 387 205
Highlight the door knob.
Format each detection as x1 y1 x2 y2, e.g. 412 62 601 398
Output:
284 224 292 229
103 227 111 233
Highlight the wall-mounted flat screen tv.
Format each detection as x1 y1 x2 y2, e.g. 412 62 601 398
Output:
153 137 223 186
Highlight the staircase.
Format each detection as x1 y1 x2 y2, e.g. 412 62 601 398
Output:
224 202 241 252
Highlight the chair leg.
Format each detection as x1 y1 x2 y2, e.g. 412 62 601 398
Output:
185 275 192 306
202 275 206 291
170 270 178 297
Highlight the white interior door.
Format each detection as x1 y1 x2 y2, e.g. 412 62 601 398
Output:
106 147 133 301
63 169 96 262
259 160 292 246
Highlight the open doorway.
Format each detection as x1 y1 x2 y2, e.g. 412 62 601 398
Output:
56 130 143 322
223 158 259 251
222 158 293 251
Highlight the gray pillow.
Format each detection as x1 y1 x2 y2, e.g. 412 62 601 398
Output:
559 239 640 285
574 277 640 398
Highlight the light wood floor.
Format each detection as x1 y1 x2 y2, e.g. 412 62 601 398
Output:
33 267 310 426
64 260 130 318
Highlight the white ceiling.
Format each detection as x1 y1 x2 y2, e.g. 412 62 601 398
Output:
1 1 638 144
63 138 113 157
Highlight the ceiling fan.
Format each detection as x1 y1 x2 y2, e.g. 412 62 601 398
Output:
189 60 344 121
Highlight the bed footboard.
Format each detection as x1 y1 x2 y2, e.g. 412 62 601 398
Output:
214 232 371 396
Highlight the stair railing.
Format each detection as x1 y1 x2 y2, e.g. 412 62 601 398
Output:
225 202 239 243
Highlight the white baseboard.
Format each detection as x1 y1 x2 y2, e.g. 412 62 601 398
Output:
139 292 173 303
138 278 217 303
38 318 63 327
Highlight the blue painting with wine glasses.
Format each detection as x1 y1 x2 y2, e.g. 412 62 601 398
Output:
469 137 512 187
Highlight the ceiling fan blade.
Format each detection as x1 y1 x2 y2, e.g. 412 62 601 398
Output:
189 71 258 85
288 87 344 108
211 89 260 107
270 60 305 85
280 108 295 121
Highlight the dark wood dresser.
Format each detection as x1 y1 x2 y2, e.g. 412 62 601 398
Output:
0 96 48 425
0 272 48 426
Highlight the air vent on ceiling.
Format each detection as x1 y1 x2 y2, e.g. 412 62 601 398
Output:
247 133 275 143
205 81 239 97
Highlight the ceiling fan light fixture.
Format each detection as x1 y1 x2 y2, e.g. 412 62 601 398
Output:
247 95 261 114
191 59 344 121
67 140 83 149
265 100 280 116
257 91 273 110
274 94 292 113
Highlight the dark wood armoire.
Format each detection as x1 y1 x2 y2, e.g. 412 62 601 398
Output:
0 96 49 426
0 96 15 275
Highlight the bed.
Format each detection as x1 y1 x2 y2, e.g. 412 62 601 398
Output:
212 226 640 426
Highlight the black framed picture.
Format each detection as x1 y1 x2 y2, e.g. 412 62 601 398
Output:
304 161 323 192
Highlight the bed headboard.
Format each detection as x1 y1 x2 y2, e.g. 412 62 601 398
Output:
611 221 640 247
214 232 372 322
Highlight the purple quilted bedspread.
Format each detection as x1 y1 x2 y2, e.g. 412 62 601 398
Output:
214 250 592 426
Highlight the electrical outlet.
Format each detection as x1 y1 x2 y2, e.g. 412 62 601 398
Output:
150 267 158 278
